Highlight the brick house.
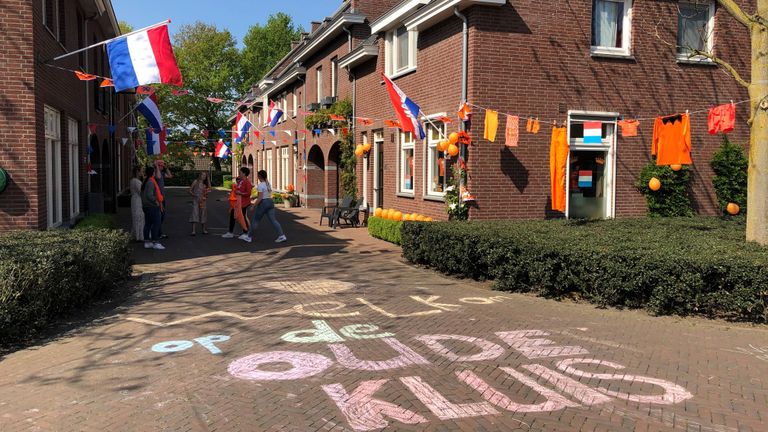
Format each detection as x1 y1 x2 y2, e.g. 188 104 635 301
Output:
0 0 134 230
234 0 751 220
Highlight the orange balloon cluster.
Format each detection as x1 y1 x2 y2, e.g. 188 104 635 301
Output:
355 143 373 158
374 208 434 222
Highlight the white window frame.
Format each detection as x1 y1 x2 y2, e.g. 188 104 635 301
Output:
373 130 384 208
316 67 323 103
385 26 418 78
292 93 298 117
67 118 80 218
590 0 633 58
281 147 290 190
45 106 62 228
566 111 619 220
399 131 415 195
676 0 715 62
281 95 288 123
266 148 274 190
424 121 447 199
331 57 338 97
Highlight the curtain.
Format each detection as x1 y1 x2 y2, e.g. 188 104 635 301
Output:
679 5 707 53
594 0 620 48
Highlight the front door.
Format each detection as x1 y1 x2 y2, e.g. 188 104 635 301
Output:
374 130 384 208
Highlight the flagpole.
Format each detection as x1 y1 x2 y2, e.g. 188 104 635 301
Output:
50 19 171 63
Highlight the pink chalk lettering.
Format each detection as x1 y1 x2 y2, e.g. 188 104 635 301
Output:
495 330 589 359
521 364 612 406
322 379 428 431
228 351 333 381
400 376 499 420
556 358 693 405
415 334 505 362
456 368 579 413
329 337 430 371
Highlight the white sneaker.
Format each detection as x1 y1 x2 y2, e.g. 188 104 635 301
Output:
144 242 154 249
275 235 287 243
222 232 234 239
239 234 252 243
153 243 166 250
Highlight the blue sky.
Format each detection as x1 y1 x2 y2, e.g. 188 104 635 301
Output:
112 0 340 46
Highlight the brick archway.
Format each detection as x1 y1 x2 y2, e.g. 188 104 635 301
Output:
327 141 342 206
306 145 325 208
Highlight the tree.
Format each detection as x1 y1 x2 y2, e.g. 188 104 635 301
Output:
241 13 304 92
118 20 133 35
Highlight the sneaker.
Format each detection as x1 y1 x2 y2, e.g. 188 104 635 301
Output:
153 243 166 250
275 235 287 243
222 232 234 239
144 242 154 249
239 234 252 243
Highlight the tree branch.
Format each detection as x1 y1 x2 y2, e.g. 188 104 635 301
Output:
717 0 760 29
689 48 751 89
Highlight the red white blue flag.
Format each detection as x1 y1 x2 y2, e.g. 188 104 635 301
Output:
583 121 603 144
382 73 425 139
146 128 166 155
267 101 283 127
137 94 163 132
234 113 252 143
106 25 183 93
215 139 230 159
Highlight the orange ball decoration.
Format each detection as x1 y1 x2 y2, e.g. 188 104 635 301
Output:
648 177 661 192
447 144 460 157
448 132 459 145
726 203 740 215
363 143 372 153
393 211 403 221
670 164 682 172
374 208 383 218
383 209 391 219
437 140 449 152
355 146 364 157
425 217 434 222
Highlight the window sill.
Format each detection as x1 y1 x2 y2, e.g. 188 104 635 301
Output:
387 66 417 81
590 49 635 61
397 192 415 199
676 57 716 66
423 194 445 203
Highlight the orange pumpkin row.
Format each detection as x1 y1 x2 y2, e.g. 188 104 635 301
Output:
373 208 434 222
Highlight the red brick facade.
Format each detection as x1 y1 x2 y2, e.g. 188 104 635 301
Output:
235 0 753 221
0 0 133 230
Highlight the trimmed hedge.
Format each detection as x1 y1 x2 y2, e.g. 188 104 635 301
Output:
0 229 132 344
368 217 403 245
402 218 768 322
74 214 116 230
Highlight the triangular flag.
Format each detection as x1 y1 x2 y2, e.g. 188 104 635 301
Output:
271 140 277 145
100 79 114 87
437 116 453 124
108 124 116 135
327 129 336 136
329 114 346 121
269 130 276 137
172 89 190 96
75 71 97 81
88 124 97 134
284 130 292 136
385 120 401 128
260 140 266 146
136 85 154 95
218 129 226 138
313 129 322 136
207 97 224 104
357 118 374 126
127 126 137 133
121 138 129 146
342 128 349 135
253 130 260 139
458 102 472 122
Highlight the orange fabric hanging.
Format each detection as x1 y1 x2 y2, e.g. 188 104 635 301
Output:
617 119 640 137
484 109 499 142
652 114 692 166
550 127 569 212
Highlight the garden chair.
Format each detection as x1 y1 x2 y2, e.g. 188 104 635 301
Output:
334 198 362 228
320 196 353 227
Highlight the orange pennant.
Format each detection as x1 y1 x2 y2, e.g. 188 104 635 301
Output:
437 116 453 124
384 120 401 128
357 118 374 126
100 79 114 87
329 114 347 121
458 103 472 122
75 71 97 81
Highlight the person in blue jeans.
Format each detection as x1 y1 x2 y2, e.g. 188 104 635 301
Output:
239 170 287 244
141 165 166 250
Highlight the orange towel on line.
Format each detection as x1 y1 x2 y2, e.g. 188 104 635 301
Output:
550 127 569 212
652 113 692 166
505 115 519 147
484 109 499 142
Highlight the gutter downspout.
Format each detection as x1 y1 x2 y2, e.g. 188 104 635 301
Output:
454 7 468 218
298 74 307 207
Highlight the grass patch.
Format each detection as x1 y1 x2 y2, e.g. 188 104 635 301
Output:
74 213 116 230
402 217 767 323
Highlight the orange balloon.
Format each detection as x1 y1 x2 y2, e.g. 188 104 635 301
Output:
355 146 364 157
727 203 740 215
448 132 459 144
374 208 383 217
363 143 372 153
447 144 460 157
649 177 661 192
437 140 449 152
670 164 682 172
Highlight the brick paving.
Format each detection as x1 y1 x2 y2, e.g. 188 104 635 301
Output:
1 188 767 431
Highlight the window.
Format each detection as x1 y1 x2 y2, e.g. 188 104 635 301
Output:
281 147 290 190
426 122 449 197
591 0 632 56
45 106 62 227
399 131 415 194
43 0 56 34
331 57 339 97
57 0 66 44
677 1 715 60
292 93 298 117
68 118 80 218
266 148 274 188
386 26 418 76
282 95 288 123
316 67 323 103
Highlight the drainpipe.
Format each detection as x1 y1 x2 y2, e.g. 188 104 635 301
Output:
454 7 468 217
298 74 307 207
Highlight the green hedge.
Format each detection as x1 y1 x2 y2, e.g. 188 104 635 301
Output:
0 229 132 344
74 214 116 230
402 218 768 322
368 217 404 245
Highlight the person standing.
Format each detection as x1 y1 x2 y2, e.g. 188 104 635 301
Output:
222 167 253 239
189 172 211 236
154 159 172 239
240 170 286 244
129 166 145 242
142 165 166 250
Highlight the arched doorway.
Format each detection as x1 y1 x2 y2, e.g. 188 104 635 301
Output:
327 141 341 205
306 145 325 208
247 155 254 183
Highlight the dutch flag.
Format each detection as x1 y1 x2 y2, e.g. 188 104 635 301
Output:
215 140 230 159
267 101 283 128
234 112 252 143
137 93 163 132
106 25 183 93
382 73 425 140
583 121 603 144
146 128 166 155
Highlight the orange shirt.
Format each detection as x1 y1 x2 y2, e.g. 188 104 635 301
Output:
652 114 692 166
550 127 569 213
617 119 640 137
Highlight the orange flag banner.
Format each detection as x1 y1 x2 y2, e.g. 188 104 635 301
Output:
385 120 401 128
75 71 98 81
100 79 114 87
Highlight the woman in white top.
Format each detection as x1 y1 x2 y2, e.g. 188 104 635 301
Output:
239 170 287 244
188 172 211 236
129 166 145 242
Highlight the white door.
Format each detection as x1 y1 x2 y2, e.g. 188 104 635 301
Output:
68 118 80 218
45 106 62 227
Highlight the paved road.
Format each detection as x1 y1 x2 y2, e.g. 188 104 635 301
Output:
1 188 766 431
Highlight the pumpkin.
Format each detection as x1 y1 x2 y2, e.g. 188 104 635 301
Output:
393 211 403 221
374 208 383 218
447 144 460 157
670 164 682 172
726 203 740 215
648 177 661 192
383 209 391 219
425 217 433 222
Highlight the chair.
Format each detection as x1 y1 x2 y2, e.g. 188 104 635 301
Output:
320 196 353 227
334 198 362 228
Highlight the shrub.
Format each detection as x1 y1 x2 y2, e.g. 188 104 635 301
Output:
402 218 768 322
74 214 116 230
272 193 285 204
636 161 693 217
711 135 748 215
223 180 233 190
368 217 404 245
0 229 132 344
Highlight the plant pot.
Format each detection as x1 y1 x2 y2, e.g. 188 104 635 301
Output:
283 201 292 209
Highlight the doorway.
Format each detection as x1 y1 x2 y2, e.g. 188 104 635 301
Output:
373 130 384 208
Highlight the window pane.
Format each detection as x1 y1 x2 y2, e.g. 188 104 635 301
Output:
678 3 710 54
592 0 624 48
396 27 409 70
402 148 414 191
